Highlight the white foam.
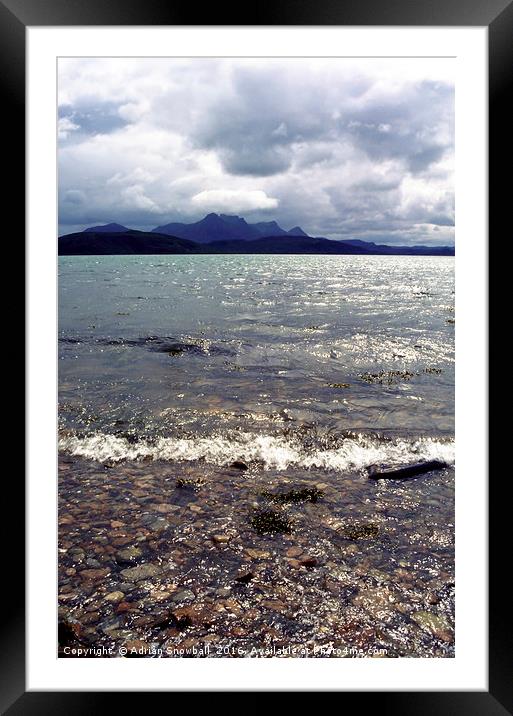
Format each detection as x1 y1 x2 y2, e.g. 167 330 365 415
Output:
58 431 455 473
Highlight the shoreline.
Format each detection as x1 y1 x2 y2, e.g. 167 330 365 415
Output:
58 454 454 658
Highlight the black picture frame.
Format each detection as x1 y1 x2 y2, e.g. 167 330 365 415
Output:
5 0 508 709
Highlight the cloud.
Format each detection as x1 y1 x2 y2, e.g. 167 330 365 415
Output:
59 101 128 141
120 185 162 213
191 189 279 213
58 58 454 244
58 117 79 140
62 189 86 205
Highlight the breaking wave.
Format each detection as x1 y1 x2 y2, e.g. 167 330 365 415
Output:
58 430 455 473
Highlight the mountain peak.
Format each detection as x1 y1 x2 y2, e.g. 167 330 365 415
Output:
219 214 249 227
83 222 128 233
288 226 308 237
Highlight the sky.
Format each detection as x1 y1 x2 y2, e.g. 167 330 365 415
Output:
58 58 454 245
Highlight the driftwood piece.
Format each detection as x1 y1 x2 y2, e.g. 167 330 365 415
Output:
367 460 447 480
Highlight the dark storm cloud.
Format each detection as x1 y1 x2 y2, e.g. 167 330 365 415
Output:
188 71 452 178
341 82 453 174
189 65 360 177
220 146 292 177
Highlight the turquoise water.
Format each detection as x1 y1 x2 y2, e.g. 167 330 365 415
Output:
59 254 454 470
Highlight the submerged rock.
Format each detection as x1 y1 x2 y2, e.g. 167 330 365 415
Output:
410 611 453 642
79 567 110 580
216 586 232 597
285 546 303 558
171 589 196 603
120 563 162 581
116 546 143 563
246 548 271 559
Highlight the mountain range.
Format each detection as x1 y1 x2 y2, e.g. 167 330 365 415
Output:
152 213 309 243
58 214 454 256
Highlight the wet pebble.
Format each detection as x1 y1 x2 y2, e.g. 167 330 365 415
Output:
171 590 196 604
120 564 162 581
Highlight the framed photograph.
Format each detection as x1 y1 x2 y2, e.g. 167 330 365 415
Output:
5 0 507 708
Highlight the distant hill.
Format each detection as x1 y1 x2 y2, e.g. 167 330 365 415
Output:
205 235 453 255
151 213 309 244
59 229 454 256
59 230 199 255
205 235 369 254
83 222 129 233
339 239 454 256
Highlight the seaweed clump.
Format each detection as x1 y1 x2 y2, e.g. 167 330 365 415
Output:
360 370 415 385
250 509 292 535
176 477 204 491
340 523 379 540
261 486 323 505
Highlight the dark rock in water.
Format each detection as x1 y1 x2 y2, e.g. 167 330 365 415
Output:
250 509 292 535
164 344 189 356
368 460 446 480
144 336 234 357
299 556 318 568
235 571 254 584
114 430 139 444
58 619 83 647
231 460 249 471
169 608 195 630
